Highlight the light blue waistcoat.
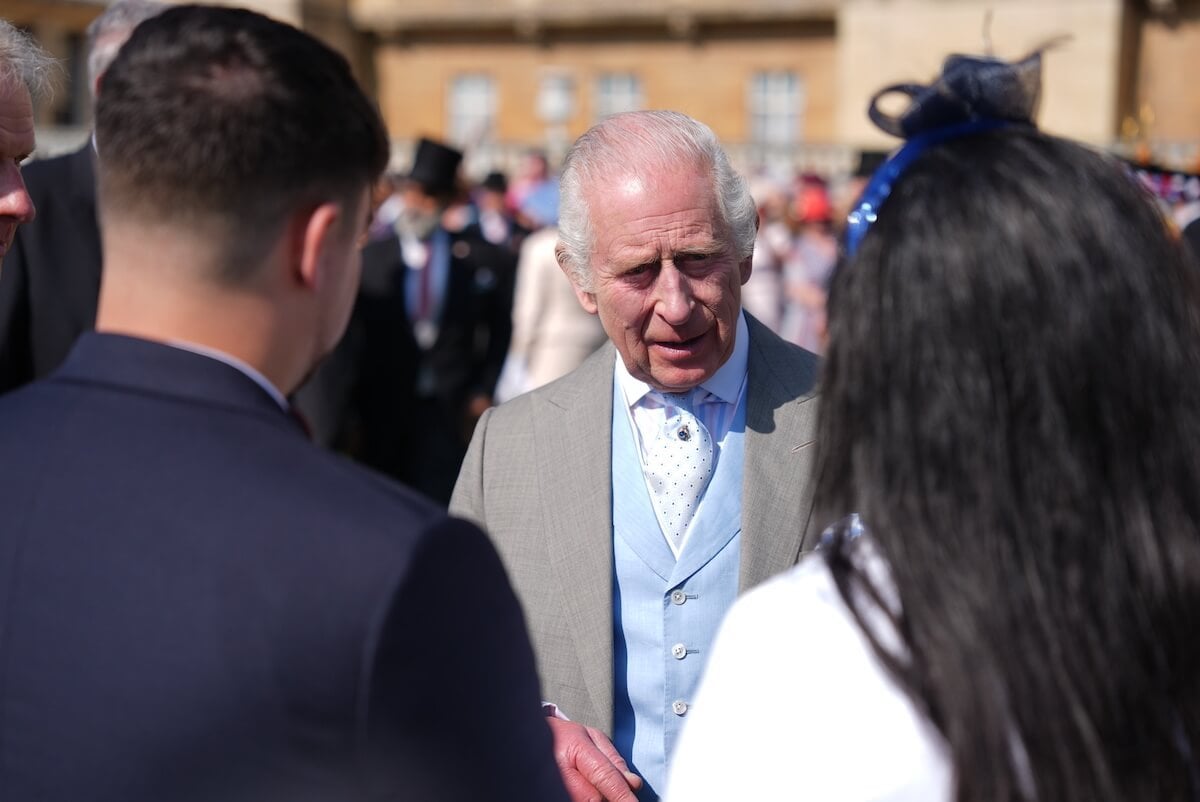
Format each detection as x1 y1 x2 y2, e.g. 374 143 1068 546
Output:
611 379 745 800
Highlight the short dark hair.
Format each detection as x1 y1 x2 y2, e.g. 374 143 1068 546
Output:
818 128 1200 801
95 4 390 280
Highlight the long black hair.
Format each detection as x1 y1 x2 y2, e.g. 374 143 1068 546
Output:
816 128 1200 801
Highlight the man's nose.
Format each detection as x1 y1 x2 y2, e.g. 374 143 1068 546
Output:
655 263 693 324
0 163 36 224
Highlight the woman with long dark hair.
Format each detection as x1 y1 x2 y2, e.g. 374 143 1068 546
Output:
665 50 1200 802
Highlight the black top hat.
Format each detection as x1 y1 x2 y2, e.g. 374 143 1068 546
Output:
481 171 508 194
408 137 463 197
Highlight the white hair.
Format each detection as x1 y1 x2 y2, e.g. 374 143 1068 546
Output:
556 110 757 291
0 20 55 103
86 0 166 92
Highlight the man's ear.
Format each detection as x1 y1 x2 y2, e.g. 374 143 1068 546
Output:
740 214 760 286
738 253 753 287
294 202 341 290
556 243 598 315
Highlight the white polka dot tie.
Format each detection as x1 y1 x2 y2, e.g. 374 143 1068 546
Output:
644 390 715 550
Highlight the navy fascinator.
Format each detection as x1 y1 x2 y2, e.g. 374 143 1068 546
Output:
844 45 1054 257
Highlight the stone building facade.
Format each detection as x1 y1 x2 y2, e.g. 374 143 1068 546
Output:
6 0 1199 172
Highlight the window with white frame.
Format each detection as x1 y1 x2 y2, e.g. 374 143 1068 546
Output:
594 72 643 120
748 71 805 146
448 73 497 147
537 73 575 125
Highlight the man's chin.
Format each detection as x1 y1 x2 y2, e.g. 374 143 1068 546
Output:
644 362 717 394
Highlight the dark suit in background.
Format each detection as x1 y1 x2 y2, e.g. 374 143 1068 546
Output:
0 143 102 392
1184 218 1200 268
297 227 514 505
0 333 566 802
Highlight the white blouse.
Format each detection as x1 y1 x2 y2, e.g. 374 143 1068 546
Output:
664 550 952 802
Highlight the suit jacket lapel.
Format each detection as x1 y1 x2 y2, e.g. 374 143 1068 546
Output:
534 344 617 730
739 316 822 592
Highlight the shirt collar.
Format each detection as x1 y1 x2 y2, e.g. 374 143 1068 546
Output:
165 339 290 412
615 311 749 408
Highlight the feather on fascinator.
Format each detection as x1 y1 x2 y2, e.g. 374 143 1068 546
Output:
844 44 1058 257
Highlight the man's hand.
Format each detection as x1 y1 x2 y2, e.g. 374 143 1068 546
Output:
547 717 643 802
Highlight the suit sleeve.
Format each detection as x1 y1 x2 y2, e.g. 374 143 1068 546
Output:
365 515 568 802
0 231 34 392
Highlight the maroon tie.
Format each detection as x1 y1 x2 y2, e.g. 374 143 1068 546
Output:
416 242 433 321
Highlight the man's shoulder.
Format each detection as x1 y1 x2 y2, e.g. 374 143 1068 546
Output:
745 314 821 398
197 404 454 546
491 344 613 421
21 146 91 197
0 371 450 552
22 150 76 179
747 314 819 363
297 442 451 528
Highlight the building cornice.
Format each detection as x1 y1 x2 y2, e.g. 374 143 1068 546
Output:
350 0 838 34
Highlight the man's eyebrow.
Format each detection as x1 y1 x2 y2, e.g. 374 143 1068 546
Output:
674 241 725 256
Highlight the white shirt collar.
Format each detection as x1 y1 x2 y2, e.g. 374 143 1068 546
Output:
166 339 290 411
615 311 749 409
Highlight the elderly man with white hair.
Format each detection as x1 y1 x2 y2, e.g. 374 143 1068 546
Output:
452 110 821 801
0 0 164 392
0 19 51 271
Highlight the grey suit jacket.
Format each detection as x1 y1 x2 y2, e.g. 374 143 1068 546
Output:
450 314 821 734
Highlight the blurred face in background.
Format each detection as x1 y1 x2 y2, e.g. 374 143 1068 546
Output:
396 181 441 240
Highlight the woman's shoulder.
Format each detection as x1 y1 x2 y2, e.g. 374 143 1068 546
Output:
666 538 952 802
726 529 891 640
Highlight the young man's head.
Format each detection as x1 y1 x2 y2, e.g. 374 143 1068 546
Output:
85 0 166 96
94 4 389 391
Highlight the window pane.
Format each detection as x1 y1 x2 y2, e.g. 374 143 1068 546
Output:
448 74 496 146
538 73 575 124
595 73 644 120
748 71 805 147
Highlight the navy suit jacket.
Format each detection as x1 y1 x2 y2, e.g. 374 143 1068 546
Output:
0 144 102 392
0 333 567 802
